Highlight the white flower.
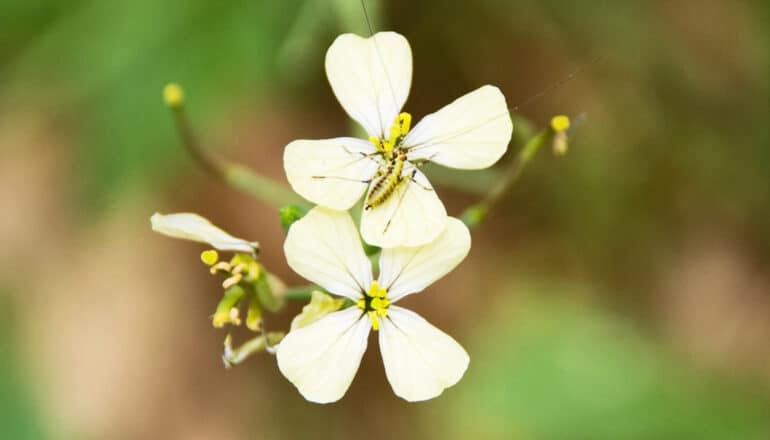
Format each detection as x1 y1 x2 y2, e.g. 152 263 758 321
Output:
277 206 471 403
284 31 512 248
150 212 258 254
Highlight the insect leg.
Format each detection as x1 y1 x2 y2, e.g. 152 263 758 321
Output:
402 168 433 192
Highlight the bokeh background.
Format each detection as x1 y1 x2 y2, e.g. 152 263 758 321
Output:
1 0 769 438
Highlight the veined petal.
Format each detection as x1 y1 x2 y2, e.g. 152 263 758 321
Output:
284 138 379 211
325 32 412 139
150 212 258 253
379 217 470 302
360 167 446 248
404 85 512 169
379 306 469 402
284 207 372 300
277 307 371 404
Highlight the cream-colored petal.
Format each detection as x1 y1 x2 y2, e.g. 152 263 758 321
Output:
325 32 412 139
404 85 512 169
284 138 379 211
277 307 371 404
150 212 258 253
283 207 372 300
379 306 469 402
378 217 470 302
360 167 446 248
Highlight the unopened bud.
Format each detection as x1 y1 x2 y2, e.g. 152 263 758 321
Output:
163 83 184 109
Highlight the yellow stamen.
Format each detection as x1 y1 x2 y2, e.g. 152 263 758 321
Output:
368 311 380 331
222 273 242 289
550 115 570 133
361 281 390 331
200 249 219 266
210 261 232 274
397 112 411 135
231 263 247 275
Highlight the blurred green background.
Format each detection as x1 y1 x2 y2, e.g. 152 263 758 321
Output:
1 0 769 438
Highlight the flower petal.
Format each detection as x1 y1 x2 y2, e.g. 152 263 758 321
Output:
284 138 379 211
277 307 371 404
360 167 446 248
284 207 372 300
404 85 512 169
325 32 412 139
150 212 258 253
379 306 469 402
379 217 470 301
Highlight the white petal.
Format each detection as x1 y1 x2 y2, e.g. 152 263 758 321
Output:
404 85 512 169
379 306 469 402
277 307 371 404
284 207 372 300
325 32 412 139
378 217 470 302
284 137 380 211
360 167 446 248
150 212 258 253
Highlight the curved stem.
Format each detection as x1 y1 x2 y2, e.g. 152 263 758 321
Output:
461 127 553 228
167 97 309 209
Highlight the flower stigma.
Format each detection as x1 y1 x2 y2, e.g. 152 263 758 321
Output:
357 281 390 331
368 112 412 159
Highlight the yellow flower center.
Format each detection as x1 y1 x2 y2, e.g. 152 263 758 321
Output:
357 280 390 331
369 112 412 160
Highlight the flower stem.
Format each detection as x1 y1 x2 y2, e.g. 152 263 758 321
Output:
284 285 318 302
461 128 553 228
165 85 309 209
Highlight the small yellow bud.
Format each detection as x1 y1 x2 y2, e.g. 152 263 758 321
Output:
200 250 219 266
550 115 570 133
212 311 229 328
163 83 184 109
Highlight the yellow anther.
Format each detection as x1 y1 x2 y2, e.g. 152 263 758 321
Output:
397 112 412 136
371 297 384 309
367 281 387 298
222 273 242 289
163 83 184 109
200 250 219 266
550 115 570 133
357 299 366 310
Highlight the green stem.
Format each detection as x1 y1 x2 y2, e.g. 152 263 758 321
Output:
284 285 319 302
461 128 553 228
168 97 309 209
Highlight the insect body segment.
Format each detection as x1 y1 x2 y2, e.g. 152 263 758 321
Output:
365 150 407 210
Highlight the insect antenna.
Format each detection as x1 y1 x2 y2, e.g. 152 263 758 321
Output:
509 56 601 113
359 0 401 139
